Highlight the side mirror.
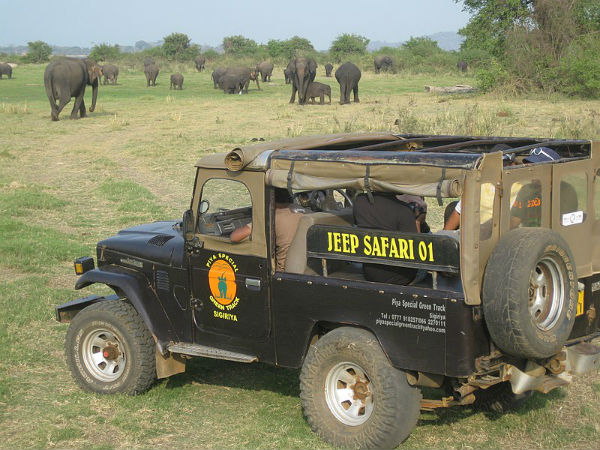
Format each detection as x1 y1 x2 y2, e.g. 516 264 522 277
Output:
199 200 209 214
182 209 195 241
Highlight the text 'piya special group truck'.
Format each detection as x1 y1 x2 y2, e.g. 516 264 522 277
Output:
56 133 600 449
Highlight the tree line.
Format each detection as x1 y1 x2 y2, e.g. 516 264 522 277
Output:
457 0 600 97
4 1 599 99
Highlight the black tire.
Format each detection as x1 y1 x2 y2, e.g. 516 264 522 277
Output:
299 327 421 449
483 228 577 359
474 382 532 413
65 300 156 395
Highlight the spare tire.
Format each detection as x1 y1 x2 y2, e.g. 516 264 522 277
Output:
482 228 577 359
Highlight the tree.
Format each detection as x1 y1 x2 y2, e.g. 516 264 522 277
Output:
329 34 369 62
267 36 315 61
223 35 258 56
455 0 532 57
89 43 121 62
135 40 152 52
25 40 52 63
162 32 191 59
402 37 442 57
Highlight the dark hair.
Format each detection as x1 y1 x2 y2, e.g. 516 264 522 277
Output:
274 188 292 204
490 143 512 151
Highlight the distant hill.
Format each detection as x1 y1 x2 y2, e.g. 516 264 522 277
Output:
1 32 463 57
367 31 464 52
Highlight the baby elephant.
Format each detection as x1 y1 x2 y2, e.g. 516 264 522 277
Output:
170 73 184 90
306 82 331 105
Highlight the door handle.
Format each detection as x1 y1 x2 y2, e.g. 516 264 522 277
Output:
245 278 261 290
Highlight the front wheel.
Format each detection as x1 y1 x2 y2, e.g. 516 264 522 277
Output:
300 327 421 449
65 300 156 395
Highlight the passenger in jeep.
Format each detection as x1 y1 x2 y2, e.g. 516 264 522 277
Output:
231 188 305 271
353 192 418 284
510 147 560 228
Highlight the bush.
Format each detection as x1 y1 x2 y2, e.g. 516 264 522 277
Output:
89 43 121 62
223 35 259 56
559 34 600 98
476 59 510 92
24 41 52 63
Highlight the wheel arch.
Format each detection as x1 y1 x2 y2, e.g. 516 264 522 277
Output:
302 321 395 366
62 268 179 353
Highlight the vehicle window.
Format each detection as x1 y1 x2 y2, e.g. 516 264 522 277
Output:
197 179 252 237
480 183 495 240
560 174 586 227
201 179 251 211
510 180 541 229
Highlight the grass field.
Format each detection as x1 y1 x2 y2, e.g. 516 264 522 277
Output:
1 63 599 449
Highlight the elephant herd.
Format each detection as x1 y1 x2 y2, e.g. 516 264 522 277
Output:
212 58 361 106
41 54 469 120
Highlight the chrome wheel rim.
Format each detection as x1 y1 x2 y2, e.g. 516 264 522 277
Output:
529 255 566 331
325 362 374 426
82 329 126 382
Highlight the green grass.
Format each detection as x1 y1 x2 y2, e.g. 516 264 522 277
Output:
0 63 599 449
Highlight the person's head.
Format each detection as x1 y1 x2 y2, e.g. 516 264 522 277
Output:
396 194 429 232
396 194 427 218
524 147 560 164
274 188 293 205
491 143 516 166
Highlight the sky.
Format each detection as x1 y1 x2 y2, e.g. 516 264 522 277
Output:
0 0 471 50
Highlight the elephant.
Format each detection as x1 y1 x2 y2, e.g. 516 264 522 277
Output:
0 62 12 79
215 67 260 93
212 67 227 88
144 63 159 87
283 63 292 84
374 55 394 73
143 58 155 67
43 57 102 121
457 60 468 72
325 63 333 77
194 55 206 72
170 73 184 90
256 61 274 82
102 64 119 85
305 81 331 105
288 57 318 104
218 73 244 94
335 62 361 105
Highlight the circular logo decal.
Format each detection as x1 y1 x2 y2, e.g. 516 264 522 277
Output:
208 259 237 306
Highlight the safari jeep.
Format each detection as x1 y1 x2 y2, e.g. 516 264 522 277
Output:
56 132 600 449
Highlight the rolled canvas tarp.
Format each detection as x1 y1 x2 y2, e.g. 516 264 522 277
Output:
224 132 404 171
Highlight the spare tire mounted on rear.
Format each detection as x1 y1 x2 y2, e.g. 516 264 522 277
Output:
482 228 578 359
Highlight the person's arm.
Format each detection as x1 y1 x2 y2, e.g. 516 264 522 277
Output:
230 223 252 242
444 210 460 230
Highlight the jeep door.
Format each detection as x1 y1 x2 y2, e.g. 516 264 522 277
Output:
189 170 270 345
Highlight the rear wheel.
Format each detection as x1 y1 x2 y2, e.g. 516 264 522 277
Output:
65 300 156 395
483 228 577 359
300 327 421 449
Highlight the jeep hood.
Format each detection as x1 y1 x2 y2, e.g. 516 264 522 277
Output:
97 220 185 267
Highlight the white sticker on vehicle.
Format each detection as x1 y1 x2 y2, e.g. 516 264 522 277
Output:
562 211 584 226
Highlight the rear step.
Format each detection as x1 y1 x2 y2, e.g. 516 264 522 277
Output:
168 342 258 363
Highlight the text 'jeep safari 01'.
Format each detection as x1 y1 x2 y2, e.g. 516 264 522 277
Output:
57 133 600 449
